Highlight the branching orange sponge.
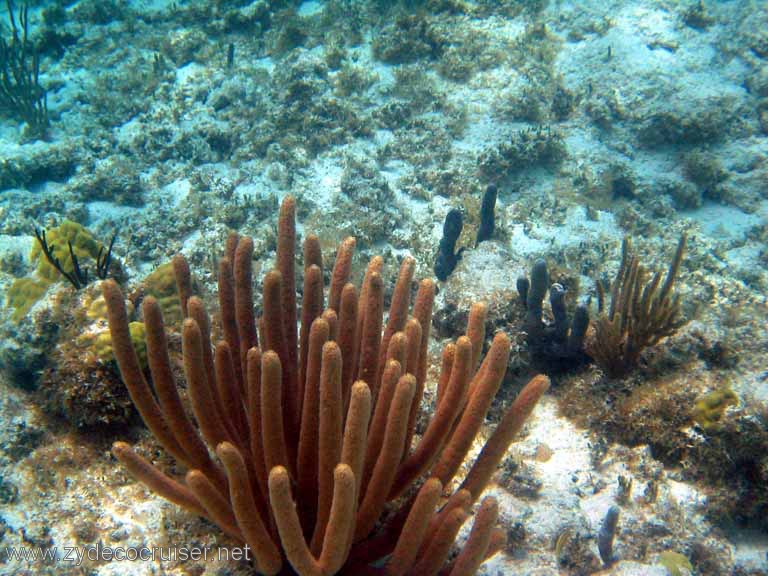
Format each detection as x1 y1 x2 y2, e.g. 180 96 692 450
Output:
105 195 549 576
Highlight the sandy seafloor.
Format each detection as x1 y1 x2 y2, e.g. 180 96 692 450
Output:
1 0 767 574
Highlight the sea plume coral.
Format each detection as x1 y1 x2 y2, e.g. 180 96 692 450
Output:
1 0 49 139
104 196 549 575
590 234 687 379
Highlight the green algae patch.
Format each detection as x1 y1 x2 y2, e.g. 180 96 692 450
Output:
659 550 693 575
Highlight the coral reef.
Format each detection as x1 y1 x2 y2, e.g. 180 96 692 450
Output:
659 550 693 576
688 407 768 531
0 143 77 192
67 155 145 206
0 1 767 574
38 343 134 429
33 226 116 289
560 363 768 533
92 320 147 367
372 13 444 65
105 197 550 575
635 98 735 147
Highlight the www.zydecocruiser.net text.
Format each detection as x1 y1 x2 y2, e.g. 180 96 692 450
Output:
3 544 254 566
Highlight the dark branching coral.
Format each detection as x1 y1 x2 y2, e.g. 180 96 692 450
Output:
33 227 88 289
590 235 687 379
105 196 550 576
1 0 48 138
517 259 591 374
95 233 117 280
33 227 118 289
434 208 464 282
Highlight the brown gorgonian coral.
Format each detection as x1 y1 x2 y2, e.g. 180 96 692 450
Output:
590 234 687 379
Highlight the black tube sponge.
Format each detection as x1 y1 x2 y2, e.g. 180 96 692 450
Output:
434 209 464 281
476 184 497 246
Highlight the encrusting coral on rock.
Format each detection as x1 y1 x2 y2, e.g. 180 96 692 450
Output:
104 196 550 576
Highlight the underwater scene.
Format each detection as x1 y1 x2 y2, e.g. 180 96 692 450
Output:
1 0 767 574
